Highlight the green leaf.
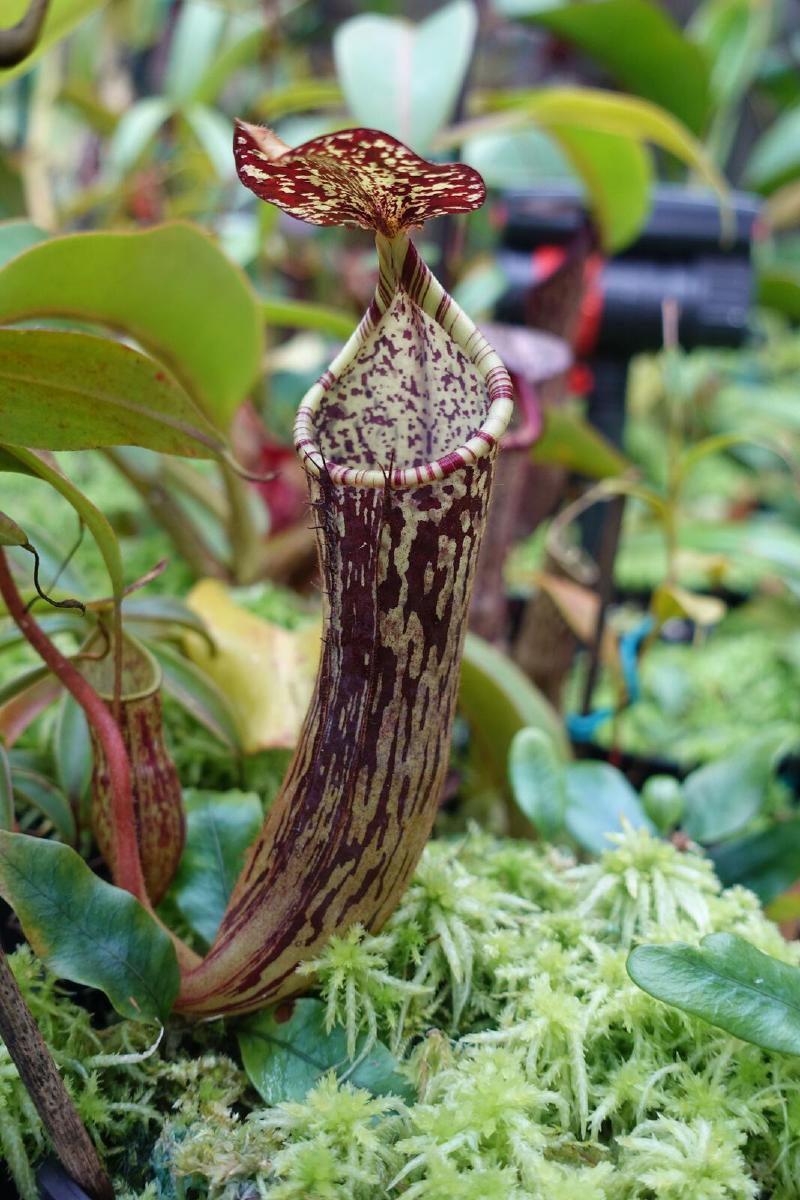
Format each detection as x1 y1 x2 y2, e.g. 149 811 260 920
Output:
710 819 800 904
498 0 710 134
508 727 567 839
105 97 174 178
459 634 571 795
150 641 242 751
745 103 800 193
0 224 264 428
628 933 800 1055
10 767 76 844
262 296 356 340
542 124 654 251
0 742 13 831
170 789 262 946
0 220 47 269
682 735 784 844
462 127 576 190
183 104 236 179
564 761 654 854
238 998 414 1105
164 0 226 103
121 595 214 647
532 404 631 477
641 774 685 834
0 445 124 600
0 509 28 546
53 692 92 813
758 268 800 319
0 329 223 457
486 87 729 237
0 831 178 1021
0 0 106 85
334 0 477 154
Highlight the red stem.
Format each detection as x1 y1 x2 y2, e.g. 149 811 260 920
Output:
0 549 146 901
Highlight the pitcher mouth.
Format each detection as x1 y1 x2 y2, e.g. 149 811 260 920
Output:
293 238 514 491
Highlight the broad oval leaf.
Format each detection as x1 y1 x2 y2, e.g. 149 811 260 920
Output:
0 831 179 1021
0 224 264 429
564 761 654 854
498 0 711 134
170 789 262 946
508 726 567 839
0 330 224 457
628 933 800 1055
682 734 785 844
334 0 477 154
238 997 414 1105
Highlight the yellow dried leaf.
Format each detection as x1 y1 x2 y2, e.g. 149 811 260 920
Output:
184 580 320 753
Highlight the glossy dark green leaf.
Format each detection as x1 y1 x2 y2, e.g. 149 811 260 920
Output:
171 789 262 946
238 998 414 1105
150 641 241 751
508 727 567 839
0 224 264 428
628 933 800 1055
0 831 179 1021
0 330 223 458
498 0 710 134
564 761 655 854
682 734 785 844
10 767 76 844
710 819 800 904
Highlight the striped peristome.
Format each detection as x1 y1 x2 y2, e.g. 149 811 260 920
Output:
176 231 512 1015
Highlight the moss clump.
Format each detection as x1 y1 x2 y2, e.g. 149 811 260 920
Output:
0 947 163 1200
139 828 800 1199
